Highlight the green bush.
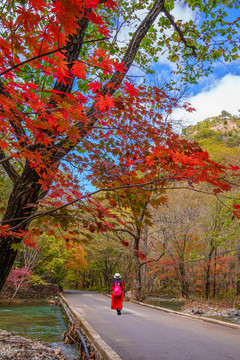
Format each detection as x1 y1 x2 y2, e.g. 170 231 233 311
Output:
194 129 217 140
215 133 222 142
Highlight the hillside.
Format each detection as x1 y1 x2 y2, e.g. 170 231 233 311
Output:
182 111 240 165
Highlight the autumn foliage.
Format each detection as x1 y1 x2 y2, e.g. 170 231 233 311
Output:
0 0 239 292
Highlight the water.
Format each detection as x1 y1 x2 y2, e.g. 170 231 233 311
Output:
0 303 79 359
143 296 186 311
0 303 68 342
143 297 240 325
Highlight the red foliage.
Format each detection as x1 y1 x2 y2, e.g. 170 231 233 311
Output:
6 267 32 288
0 0 237 250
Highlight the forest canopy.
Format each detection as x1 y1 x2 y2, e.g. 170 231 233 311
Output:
0 0 240 297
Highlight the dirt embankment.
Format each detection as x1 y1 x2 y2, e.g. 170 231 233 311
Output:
180 298 240 318
0 330 70 360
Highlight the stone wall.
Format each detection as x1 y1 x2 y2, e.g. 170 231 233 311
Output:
60 294 122 360
0 283 60 300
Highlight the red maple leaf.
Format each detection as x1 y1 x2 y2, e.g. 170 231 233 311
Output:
114 60 127 73
96 94 115 111
125 82 139 97
89 81 101 93
229 164 239 171
72 61 87 79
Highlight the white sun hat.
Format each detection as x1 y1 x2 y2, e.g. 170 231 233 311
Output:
114 273 121 279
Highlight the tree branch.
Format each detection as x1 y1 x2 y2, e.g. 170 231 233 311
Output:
1 173 230 230
162 7 197 57
0 155 12 165
52 0 166 161
140 240 167 267
115 228 138 241
108 0 165 90
0 38 108 78
1 178 168 230
52 12 91 95
0 79 29 147
0 150 20 183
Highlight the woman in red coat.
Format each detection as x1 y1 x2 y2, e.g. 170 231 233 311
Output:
111 273 124 315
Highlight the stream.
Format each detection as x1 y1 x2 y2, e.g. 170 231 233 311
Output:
143 296 240 325
143 296 186 311
0 302 79 359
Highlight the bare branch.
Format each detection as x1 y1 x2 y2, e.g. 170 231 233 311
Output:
115 228 138 241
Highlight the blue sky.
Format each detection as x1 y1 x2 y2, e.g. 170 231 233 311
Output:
118 1 240 126
172 73 240 125
162 2 240 125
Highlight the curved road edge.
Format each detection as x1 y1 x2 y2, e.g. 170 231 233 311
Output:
104 293 240 330
60 294 123 360
131 299 240 330
60 292 239 360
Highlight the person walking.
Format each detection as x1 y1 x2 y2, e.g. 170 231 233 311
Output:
111 273 124 315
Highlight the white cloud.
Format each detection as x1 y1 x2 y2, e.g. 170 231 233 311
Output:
173 74 240 125
115 0 198 71
172 1 197 23
156 1 198 68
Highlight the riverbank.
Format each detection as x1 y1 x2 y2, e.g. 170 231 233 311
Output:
0 330 70 360
142 295 240 324
0 300 79 359
0 298 58 306
180 298 240 321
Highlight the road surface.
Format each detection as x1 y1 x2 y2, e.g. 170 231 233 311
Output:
63 290 240 360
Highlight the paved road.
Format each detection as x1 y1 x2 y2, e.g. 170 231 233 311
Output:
63 291 240 360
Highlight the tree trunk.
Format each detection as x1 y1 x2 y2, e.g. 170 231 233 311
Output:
205 246 215 300
132 237 141 301
236 248 240 295
179 235 189 298
0 164 41 291
75 271 78 289
141 227 148 298
179 263 189 299
213 248 217 298
0 0 166 293
237 280 240 296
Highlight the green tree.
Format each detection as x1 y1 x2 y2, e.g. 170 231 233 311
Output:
64 244 88 289
1 0 240 292
35 235 68 287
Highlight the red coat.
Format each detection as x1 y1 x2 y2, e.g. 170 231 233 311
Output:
111 279 124 310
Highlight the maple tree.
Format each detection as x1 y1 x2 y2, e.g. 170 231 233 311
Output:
0 0 240 294
64 243 88 288
145 124 240 300
150 190 208 298
99 112 240 300
5 266 32 303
